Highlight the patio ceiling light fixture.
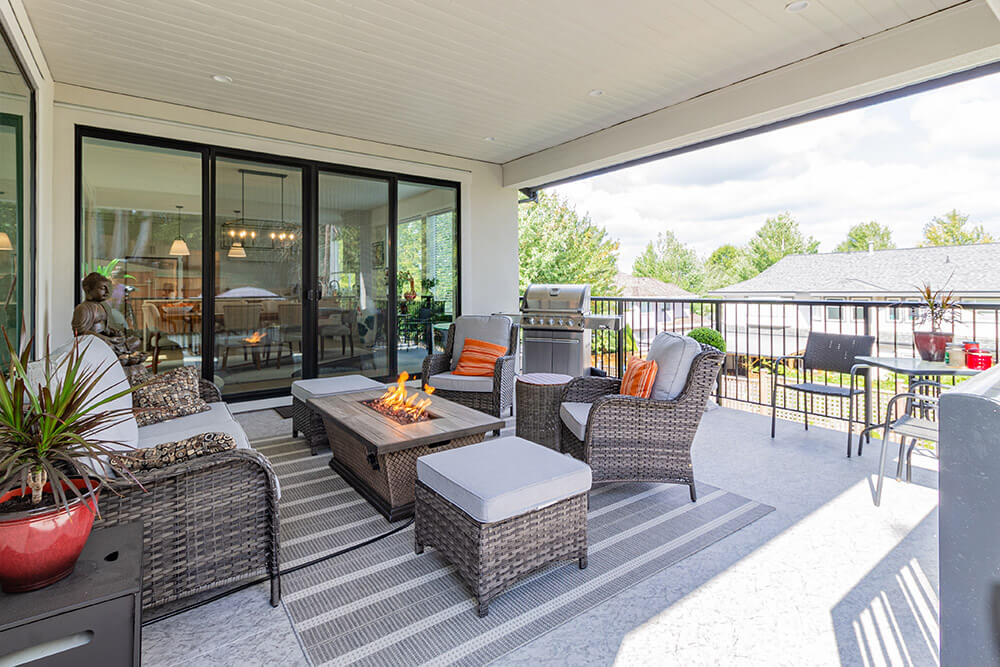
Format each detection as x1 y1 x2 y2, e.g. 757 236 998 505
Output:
785 1 809 12
212 74 233 83
588 89 604 97
169 204 190 256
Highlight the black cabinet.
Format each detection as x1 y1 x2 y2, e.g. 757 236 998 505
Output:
0 523 142 666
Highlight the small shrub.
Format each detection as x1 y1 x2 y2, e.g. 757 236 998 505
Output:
688 327 726 353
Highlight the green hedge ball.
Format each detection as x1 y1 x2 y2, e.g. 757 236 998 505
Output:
688 327 726 353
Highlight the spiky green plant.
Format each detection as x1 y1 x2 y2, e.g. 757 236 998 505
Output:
0 334 139 512
914 282 961 332
82 258 135 281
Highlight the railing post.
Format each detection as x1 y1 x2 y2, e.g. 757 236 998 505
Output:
616 299 625 378
714 301 724 400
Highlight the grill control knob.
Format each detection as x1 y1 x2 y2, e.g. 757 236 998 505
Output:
547 318 555 326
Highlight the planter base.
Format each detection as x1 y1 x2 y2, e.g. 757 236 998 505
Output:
914 331 953 362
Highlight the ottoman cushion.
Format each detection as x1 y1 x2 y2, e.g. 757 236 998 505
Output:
291 375 384 402
417 436 592 523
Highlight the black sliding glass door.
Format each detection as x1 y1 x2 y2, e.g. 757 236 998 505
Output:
77 128 460 400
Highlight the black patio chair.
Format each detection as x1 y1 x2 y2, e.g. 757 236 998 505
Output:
770 332 875 455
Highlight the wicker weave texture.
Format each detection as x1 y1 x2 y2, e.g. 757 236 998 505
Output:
325 416 485 510
421 323 519 419
515 378 569 450
95 448 281 614
559 344 724 499
291 396 328 455
414 481 587 617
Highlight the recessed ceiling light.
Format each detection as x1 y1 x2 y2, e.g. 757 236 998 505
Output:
212 74 233 83
588 89 604 97
483 136 496 142
785 1 809 13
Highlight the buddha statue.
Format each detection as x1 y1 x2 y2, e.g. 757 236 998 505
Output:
72 272 145 365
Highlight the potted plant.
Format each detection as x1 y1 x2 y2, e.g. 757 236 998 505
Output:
0 336 137 592
912 282 961 362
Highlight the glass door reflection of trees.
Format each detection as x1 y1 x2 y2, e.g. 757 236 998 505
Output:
214 159 303 396
80 137 203 374
396 181 458 375
317 172 390 379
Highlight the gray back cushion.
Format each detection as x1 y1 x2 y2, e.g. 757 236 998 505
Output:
646 332 701 400
450 315 512 370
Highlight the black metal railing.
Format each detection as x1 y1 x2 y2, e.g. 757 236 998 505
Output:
586 296 999 429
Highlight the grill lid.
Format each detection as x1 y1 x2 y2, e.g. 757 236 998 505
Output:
522 284 591 313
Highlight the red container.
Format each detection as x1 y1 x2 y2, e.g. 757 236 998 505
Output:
0 479 99 593
964 341 980 352
967 351 994 371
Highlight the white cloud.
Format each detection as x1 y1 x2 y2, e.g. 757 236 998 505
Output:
553 71 1000 269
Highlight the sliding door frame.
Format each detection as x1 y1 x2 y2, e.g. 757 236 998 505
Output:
75 125 462 401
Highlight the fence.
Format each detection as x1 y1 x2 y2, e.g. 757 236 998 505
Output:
587 296 999 429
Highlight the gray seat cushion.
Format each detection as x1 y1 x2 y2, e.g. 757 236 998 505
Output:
450 315 512 371
427 372 494 393
416 436 592 523
138 402 251 451
646 332 701 400
560 401 592 441
291 375 385 402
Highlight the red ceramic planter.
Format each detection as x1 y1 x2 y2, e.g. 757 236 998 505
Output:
0 479 99 593
914 330 953 362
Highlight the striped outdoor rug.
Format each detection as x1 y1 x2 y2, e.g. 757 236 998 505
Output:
256 433 774 666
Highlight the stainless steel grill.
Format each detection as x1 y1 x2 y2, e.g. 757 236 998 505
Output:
516 284 621 376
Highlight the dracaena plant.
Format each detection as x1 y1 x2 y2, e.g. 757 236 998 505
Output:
914 282 961 332
0 333 138 512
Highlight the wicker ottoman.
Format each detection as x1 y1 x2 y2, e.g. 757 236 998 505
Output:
515 373 573 450
414 436 592 617
290 375 385 454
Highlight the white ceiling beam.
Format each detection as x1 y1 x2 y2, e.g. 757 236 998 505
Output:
503 0 1000 190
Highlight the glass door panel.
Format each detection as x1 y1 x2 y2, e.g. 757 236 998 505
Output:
80 137 203 375
317 172 390 379
214 158 303 395
396 181 458 375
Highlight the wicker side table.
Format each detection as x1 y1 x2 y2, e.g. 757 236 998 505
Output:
515 373 573 450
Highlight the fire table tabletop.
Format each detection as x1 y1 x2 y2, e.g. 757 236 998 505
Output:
308 389 505 520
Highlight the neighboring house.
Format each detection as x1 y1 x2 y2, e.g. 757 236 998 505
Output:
608 273 696 347
710 244 1000 358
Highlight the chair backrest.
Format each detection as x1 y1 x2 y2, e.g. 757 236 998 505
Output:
223 303 262 332
278 302 302 328
802 332 875 373
142 301 162 331
448 315 515 369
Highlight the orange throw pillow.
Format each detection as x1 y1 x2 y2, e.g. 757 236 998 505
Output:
453 338 508 376
621 357 658 398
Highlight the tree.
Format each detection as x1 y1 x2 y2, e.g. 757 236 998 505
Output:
705 243 758 287
835 221 895 253
921 209 994 246
518 191 620 294
632 231 705 294
747 212 819 273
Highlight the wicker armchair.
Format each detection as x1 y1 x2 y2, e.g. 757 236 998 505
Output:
422 319 519 423
558 343 724 501
94 380 281 618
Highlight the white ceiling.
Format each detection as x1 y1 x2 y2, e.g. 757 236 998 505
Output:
24 0 963 164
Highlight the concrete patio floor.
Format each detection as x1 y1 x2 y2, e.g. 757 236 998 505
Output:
143 405 939 666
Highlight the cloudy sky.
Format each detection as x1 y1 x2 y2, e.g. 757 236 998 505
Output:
552 69 1000 270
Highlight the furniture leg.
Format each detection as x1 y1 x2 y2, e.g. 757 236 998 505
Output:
895 438 907 481
875 423 892 506
342 335 346 355
770 376 778 438
689 482 697 502
152 332 161 374
847 386 855 458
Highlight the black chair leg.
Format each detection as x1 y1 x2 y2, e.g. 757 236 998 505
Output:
689 482 697 502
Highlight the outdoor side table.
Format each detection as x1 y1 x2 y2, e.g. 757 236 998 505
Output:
516 373 573 450
0 522 143 666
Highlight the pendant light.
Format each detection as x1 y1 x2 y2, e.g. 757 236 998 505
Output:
169 205 190 256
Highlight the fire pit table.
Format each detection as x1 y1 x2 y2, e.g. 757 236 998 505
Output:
309 388 504 521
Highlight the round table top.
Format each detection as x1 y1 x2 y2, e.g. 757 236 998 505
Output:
516 373 574 386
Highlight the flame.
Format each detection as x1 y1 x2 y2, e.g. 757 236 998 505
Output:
244 331 267 344
373 372 435 421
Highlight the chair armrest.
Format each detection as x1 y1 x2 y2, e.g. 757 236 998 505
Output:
562 376 622 403
493 354 517 382
422 352 451 379
199 378 222 403
97 449 279 611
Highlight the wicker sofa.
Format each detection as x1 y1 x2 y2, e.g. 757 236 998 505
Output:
558 340 724 501
422 315 519 421
38 336 280 618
